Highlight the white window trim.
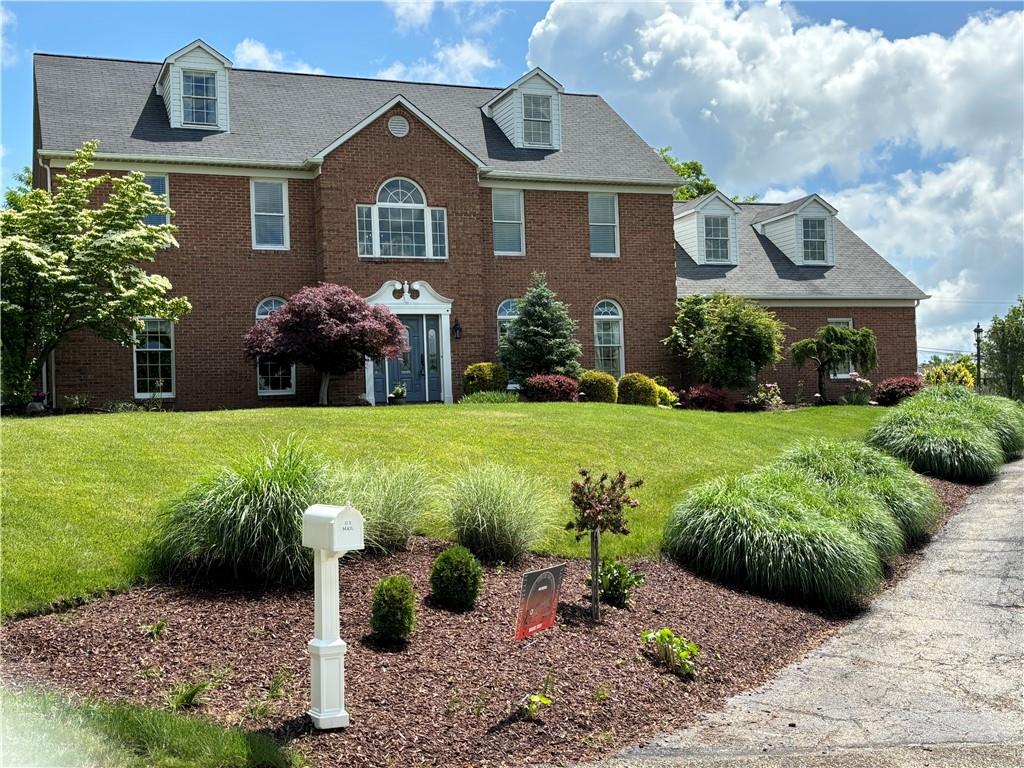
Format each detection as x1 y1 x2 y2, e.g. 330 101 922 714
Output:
181 69 218 128
593 299 625 379
355 178 448 260
589 193 620 258
801 216 828 265
497 298 520 342
828 317 854 380
250 179 290 251
521 92 553 148
702 214 732 264
255 297 296 396
133 317 175 399
492 189 525 256
142 174 170 226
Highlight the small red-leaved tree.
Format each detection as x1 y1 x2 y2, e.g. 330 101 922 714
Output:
243 283 407 406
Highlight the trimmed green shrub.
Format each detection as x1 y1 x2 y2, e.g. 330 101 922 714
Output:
152 439 331 586
867 399 1004 482
463 362 509 395
459 390 519 404
444 463 555 563
664 473 881 608
328 463 433 554
778 439 941 543
429 546 483 610
580 370 617 403
753 463 904 563
618 373 659 406
370 575 417 646
924 361 975 388
656 385 679 407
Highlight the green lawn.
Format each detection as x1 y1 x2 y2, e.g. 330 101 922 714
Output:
1 403 882 617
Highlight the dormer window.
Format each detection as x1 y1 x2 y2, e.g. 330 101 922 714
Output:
703 216 731 263
182 70 217 126
802 218 827 262
523 94 552 146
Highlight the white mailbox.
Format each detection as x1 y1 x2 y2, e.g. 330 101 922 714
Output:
302 504 364 553
302 503 365 730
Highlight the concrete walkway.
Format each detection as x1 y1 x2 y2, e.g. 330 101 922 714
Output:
601 461 1024 768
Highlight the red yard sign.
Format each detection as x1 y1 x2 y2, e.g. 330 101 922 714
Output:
514 564 565 641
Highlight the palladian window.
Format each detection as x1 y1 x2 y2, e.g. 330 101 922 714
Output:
356 178 448 259
593 300 624 379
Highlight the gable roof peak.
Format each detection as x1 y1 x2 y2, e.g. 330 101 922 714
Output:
162 39 232 67
482 66 564 112
673 189 741 217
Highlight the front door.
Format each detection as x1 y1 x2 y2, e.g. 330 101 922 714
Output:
371 314 444 404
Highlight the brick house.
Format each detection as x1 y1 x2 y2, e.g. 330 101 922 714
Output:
31 40 924 409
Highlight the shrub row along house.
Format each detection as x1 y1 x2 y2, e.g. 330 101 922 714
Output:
31 40 927 409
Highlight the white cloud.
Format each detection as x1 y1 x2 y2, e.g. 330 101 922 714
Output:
528 1 1024 360
1 7 18 68
232 38 325 74
376 38 496 84
385 0 436 31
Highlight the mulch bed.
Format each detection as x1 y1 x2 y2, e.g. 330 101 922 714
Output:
0 477 975 768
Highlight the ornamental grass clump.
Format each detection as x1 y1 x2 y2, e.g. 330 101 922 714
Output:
778 439 941 543
458 390 519 404
328 463 433 554
152 439 332 586
663 473 881 609
444 463 556 564
868 396 1005 482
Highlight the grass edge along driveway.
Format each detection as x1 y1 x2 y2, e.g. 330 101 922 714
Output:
1 403 882 617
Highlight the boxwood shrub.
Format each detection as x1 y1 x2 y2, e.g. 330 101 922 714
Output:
617 373 659 406
463 362 509 395
579 370 617 403
429 546 483 611
370 575 417 646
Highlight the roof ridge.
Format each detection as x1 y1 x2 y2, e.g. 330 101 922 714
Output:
33 51 602 98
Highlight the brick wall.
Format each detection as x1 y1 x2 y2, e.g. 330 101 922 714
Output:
49 106 679 410
758 305 919 402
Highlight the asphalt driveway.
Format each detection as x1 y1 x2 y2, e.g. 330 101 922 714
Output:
598 461 1024 768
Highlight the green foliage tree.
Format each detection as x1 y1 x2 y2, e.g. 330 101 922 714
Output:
498 272 582 381
790 325 879 403
656 147 758 203
663 293 785 389
0 141 191 408
2 165 33 212
982 297 1024 400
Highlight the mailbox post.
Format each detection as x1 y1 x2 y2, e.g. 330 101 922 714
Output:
302 504 365 729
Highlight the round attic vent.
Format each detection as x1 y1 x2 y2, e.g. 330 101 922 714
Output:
388 116 410 138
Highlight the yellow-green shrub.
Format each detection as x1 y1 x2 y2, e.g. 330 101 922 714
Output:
463 362 509 394
924 362 975 388
618 373 659 406
580 370 617 403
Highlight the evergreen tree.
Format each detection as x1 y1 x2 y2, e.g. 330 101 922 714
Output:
499 272 582 381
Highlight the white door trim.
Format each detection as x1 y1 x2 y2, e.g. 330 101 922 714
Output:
363 280 453 404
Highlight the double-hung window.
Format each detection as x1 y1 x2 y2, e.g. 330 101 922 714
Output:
356 178 448 259
828 318 854 378
593 300 624 379
251 180 289 250
492 190 524 255
704 215 730 263
255 297 295 395
142 175 169 226
589 193 619 257
134 318 175 398
182 70 217 126
802 218 827 263
522 94 552 146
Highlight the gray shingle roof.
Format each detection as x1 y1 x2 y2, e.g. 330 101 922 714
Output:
34 53 679 184
676 203 928 301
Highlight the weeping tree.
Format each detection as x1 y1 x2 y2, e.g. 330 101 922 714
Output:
790 325 878 403
0 141 190 409
243 283 407 405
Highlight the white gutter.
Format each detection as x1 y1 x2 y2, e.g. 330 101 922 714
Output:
478 167 676 188
38 149 322 172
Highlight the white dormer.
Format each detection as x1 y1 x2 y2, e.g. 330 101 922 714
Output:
482 67 563 150
155 39 231 132
756 194 839 266
674 191 741 265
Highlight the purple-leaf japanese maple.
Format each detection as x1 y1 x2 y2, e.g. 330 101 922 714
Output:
243 283 407 405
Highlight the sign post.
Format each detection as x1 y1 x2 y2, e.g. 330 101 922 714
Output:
302 504 365 729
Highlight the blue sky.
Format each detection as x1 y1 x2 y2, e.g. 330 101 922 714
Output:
2 1 1022 360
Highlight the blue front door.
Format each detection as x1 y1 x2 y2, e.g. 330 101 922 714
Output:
372 314 442 404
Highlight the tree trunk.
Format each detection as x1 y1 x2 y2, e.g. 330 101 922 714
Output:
590 529 601 623
817 365 828 404
318 372 331 406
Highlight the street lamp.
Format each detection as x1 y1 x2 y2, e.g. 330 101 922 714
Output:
974 323 983 391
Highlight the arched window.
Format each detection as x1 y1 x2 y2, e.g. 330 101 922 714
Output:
255 297 295 395
593 300 624 379
497 298 520 341
356 177 448 260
